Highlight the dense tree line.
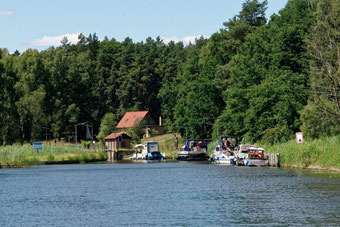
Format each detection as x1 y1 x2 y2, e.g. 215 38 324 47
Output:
0 0 339 146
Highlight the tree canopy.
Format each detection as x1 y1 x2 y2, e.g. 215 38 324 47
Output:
0 0 338 145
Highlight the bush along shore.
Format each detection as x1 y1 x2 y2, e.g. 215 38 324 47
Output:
265 135 340 172
0 144 107 168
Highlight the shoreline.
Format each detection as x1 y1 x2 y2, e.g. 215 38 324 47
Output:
264 135 340 174
0 144 108 169
281 164 340 173
1 159 340 174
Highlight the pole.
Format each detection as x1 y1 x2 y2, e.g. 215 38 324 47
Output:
91 124 94 149
75 121 88 146
75 125 77 145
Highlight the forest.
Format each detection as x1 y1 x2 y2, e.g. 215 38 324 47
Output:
0 0 339 146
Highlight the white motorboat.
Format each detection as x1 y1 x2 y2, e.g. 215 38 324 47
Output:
212 150 234 165
211 136 239 165
131 142 164 160
234 144 268 167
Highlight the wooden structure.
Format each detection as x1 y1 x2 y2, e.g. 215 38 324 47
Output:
116 111 164 138
265 153 280 167
104 132 132 161
105 132 131 150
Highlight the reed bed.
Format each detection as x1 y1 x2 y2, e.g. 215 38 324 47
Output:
264 135 340 171
0 144 107 168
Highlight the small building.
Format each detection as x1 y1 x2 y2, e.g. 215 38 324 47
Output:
116 111 164 138
104 132 131 151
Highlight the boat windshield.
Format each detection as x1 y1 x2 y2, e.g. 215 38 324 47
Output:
239 153 247 159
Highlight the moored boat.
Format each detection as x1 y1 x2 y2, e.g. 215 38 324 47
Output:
131 141 164 160
177 139 211 161
212 151 234 165
234 144 268 167
211 136 239 165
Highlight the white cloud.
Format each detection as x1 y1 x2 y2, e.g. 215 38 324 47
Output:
161 35 209 45
0 9 14 15
30 33 80 46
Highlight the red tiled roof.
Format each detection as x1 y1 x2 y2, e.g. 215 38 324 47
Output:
104 132 124 140
116 111 149 128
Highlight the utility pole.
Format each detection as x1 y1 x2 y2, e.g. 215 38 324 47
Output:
75 125 77 144
91 124 94 149
75 121 89 146
41 127 51 145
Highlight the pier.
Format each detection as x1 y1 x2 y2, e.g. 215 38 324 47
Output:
265 153 280 167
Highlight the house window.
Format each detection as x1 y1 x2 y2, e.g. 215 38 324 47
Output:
121 141 126 148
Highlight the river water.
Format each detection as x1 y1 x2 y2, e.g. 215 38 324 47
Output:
0 162 339 226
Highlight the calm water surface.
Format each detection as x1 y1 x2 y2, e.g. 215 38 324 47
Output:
0 162 339 226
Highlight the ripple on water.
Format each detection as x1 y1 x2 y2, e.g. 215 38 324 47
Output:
0 163 339 226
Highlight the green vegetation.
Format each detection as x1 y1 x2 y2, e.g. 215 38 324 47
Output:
207 140 218 157
300 0 340 138
128 120 146 144
265 135 340 171
0 0 339 167
97 113 117 144
142 133 184 158
0 144 107 168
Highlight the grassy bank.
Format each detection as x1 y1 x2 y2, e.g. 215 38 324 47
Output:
265 135 340 171
142 134 184 159
0 144 107 168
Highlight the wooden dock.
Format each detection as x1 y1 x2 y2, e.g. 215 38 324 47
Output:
265 153 280 167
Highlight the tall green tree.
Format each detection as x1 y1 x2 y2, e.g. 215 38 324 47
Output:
42 48 80 139
300 0 340 138
15 49 48 143
216 0 314 143
97 113 118 144
157 41 186 131
0 54 20 145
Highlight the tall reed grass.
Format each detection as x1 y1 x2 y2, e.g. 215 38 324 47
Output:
264 135 340 171
0 144 107 168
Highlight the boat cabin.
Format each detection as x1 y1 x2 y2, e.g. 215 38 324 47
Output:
183 139 211 152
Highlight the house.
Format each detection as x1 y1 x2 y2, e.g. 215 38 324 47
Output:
104 132 131 151
116 111 164 138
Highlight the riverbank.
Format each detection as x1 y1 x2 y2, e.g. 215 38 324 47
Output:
265 135 340 172
142 133 184 159
0 144 107 168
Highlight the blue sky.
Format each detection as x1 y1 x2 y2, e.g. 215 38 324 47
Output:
1 0 287 53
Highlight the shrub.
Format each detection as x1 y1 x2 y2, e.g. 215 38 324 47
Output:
89 152 97 160
261 126 293 145
265 135 340 170
97 151 108 160
47 154 55 162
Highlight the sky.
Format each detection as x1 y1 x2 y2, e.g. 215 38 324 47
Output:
0 0 288 53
